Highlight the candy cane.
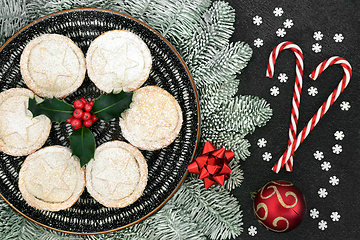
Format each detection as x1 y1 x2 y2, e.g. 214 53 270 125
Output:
266 41 304 172
272 56 352 173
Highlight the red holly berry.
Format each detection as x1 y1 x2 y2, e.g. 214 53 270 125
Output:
88 100 94 106
83 119 93 127
91 114 98 122
73 108 84 119
79 98 87 104
73 99 85 109
82 112 91 120
84 103 92 112
71 118 82 130
66 117 74 123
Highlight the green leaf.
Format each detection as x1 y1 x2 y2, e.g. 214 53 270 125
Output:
69 127 96 168
28 97 74 123
92 91 133 122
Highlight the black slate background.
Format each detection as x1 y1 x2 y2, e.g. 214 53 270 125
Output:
224 0 360 239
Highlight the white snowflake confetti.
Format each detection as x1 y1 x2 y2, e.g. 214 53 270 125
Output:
248 225 257 236
310 208 320 219
257 138 267 148
276 28 286 37
254 38 264 48
308 86 318 96
270 86 280 96
278 73 288 83
340 101 351 111
334 130 345 140
318 220 328 230
273 7 284 17
318 188 328 198
312 43 322 53
262 152 272 162
253 15 263 25
329 176 339 186
332 144 342 154
321 161 331 171
314 150 324 161
334 33 344 42
313 31 324 41
283 19 294 28
330 212 341 221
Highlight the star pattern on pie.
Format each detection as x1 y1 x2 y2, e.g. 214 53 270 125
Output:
99 43 139 81
0 101 39 142
33 47 72 86
31 159 69 199
134 98 172 137
95 156 134 195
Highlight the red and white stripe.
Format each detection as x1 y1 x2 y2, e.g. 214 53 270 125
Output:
272 56 352 173
266 41 304 172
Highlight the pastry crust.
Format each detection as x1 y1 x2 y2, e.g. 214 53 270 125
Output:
20 34 86 99
86 30 152 93
0 88 51 156
120 86 183 150
18 146 85 211
85 141 148 208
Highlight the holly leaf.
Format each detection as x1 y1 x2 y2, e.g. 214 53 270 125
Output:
69 127 96 168
92 91 133 122
28 97 74 123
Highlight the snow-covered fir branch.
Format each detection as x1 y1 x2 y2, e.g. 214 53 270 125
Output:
170 178 243 240
0 0 28 43
25 0 115 22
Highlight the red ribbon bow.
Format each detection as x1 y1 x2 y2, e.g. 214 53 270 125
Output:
188 141 234 189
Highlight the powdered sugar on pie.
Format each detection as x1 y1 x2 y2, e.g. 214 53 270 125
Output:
20 34 86 99
0 88 51 156
86 30 152 93
120 86 183 150
85 141 148 208
18 146 85 211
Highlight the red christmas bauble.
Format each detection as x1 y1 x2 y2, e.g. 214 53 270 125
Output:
253 180 306 232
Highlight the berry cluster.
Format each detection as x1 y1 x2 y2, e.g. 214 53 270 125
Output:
67 98 98 130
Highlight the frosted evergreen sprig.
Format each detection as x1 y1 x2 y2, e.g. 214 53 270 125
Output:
0 0 28 44
195 42 252 101
170 178 243 240
117 0 212 47
25 0 115 22
147 0 212 46
143 207 206 240
0 198 25 240
191 42 252 89
201 94 272 161
111 0 152 21
203 1 236 43
224 95 272 135
223 161 244 190
180 1 237 72
0 198 84 240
